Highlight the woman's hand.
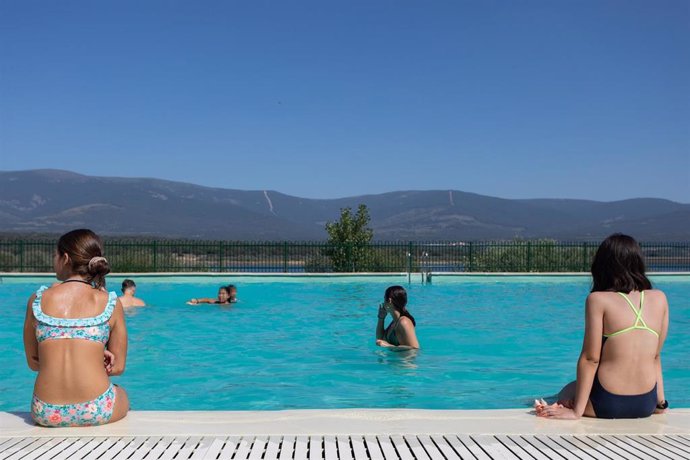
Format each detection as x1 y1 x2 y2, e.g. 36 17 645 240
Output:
534 400 579 419
534 398 547 416
187 298 199 305
377 303 387 320
376 339 392 347
104 350 115 375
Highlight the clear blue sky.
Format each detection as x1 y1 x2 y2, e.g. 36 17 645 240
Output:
1 1 688 202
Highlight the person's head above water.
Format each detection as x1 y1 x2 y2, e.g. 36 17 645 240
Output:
217 286 231 303
121 279 137 295
383 285 416 326
591 233 652 293
55 229 110 290
226 284 237 300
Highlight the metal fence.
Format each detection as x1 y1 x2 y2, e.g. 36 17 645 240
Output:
1 240 689 273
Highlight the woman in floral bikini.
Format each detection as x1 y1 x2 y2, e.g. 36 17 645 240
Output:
23 229 129 427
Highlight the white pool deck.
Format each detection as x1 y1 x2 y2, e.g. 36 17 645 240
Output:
2 409 689 459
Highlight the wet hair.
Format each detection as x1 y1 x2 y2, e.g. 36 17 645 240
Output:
57 229 110 290
218 286 230 296
226 284 237 293
384 285 416 326
591 233 652 293
122 279 136 293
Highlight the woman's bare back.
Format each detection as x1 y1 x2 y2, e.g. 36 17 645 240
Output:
28 284 120 404
595 289 668 395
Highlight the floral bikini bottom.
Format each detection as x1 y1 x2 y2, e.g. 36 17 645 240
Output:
31 384 116 427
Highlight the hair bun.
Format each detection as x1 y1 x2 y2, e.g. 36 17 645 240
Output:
88 256 110 275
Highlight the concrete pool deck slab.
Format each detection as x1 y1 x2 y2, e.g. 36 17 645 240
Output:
2 409 689 437
2 410 689 459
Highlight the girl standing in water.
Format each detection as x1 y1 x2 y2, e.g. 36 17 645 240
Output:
376 285 420 350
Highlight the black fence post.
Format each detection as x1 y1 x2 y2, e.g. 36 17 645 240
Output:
19 240 25 273
283 241 289 273
152 241 158 272
407 241 413 274
218 241 224 272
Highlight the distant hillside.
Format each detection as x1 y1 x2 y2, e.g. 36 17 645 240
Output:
1 169 688 241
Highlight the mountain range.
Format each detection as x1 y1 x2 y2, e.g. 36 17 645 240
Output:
1 169 688 241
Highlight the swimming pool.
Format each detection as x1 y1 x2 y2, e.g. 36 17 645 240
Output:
1 274 688 412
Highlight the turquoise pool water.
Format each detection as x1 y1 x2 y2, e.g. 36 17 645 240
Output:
1 275 688 411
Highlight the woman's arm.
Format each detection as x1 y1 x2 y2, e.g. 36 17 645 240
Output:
188 297 216 304
539 294 604 419
376 304 386 340
655 293 669 411
572 294 604 416
107 299 128 376
549 293 604 418
23 295 39 371
378 343 418 351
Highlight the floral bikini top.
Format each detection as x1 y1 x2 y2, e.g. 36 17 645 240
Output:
33 286 116 345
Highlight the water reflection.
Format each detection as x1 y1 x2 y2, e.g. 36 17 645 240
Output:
375 348 419 370
124 308 141 318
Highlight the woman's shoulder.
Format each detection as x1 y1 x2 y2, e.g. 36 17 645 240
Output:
584 291 618 313
644 289 668 306
29 284 52 303
586 289 668 306
397 316 415 328
89 288 114 307
585 291 614 303
43 284 113 306
644 288 666 297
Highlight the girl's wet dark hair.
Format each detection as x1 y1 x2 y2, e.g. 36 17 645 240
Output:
57 229 110 290
591 233 652 293
385 285 416 326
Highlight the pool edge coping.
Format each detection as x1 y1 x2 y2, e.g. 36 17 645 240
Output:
2 409 689 437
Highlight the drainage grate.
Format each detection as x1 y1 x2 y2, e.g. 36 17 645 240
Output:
0 434 688 459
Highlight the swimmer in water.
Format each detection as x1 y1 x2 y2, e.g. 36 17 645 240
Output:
187 286 233 305
376 285 420 350
118 279 146 308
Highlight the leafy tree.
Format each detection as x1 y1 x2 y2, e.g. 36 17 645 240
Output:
325 204 374 272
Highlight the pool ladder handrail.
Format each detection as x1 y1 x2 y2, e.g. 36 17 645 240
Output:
421 251 432 284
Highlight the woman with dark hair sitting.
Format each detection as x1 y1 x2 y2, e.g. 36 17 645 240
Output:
23 229 129 427
376 285 420 350
536 233 669 419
